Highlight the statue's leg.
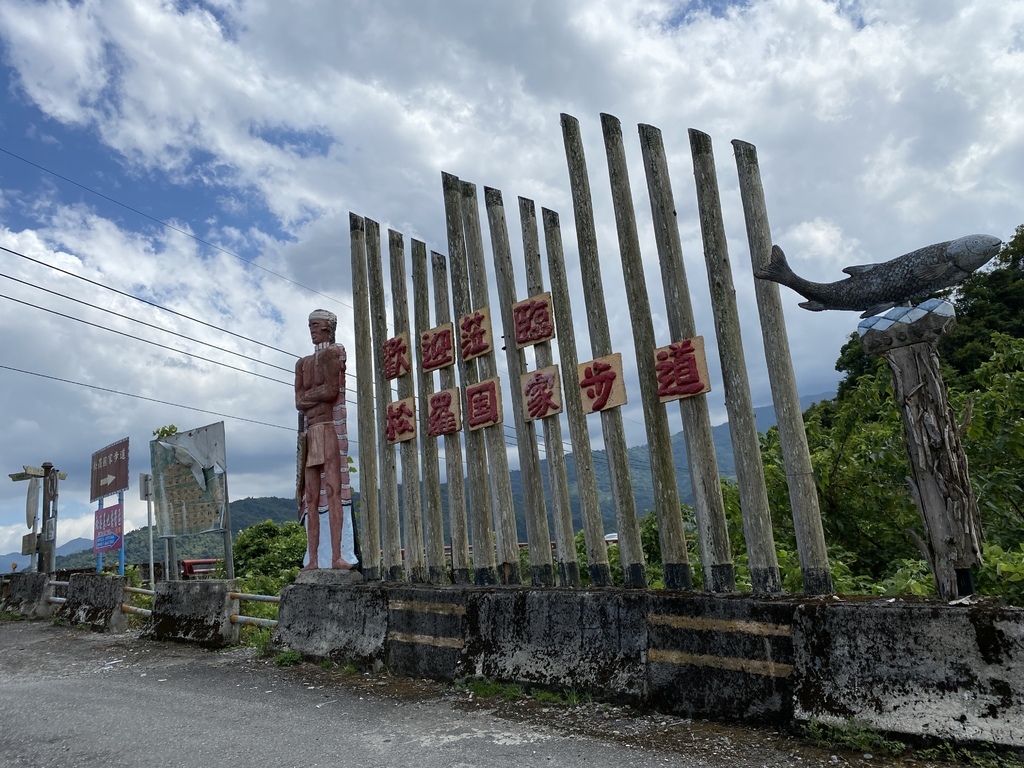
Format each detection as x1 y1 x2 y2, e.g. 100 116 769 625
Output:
323 446 350 569
302 464 322 570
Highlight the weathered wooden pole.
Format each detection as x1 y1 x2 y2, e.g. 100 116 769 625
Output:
637 123 737 592
365 218 403 581
412 239 448 584
431 250 472 584
600 113 692 591
461 180 522 585
542 208 612 586
485 187 555 586
688 129 775 592
350 213 381 580
561 112 646 588
441 172 497 585
860 303 982 599
733 139 829 594
521 197 582 587
389 230 426 582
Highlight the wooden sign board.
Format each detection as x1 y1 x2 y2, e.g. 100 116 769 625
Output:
577 353 627 415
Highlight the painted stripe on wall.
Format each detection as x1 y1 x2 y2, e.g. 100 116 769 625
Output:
648 648 793 678
387 631 464 649
389 600 467 616
647 613 791 637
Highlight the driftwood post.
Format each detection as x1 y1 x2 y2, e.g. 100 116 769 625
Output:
542 208 612 586
689 129 777 592
412 239 448 584
441 172 497 585
561 112 646 588
733 140 830 594
600 113 692 590
860 303 982 599
521 198 582 587
350 213 381 580
637 124 738 592
461 180 522 585
365 219 403 581
431 250 472 584
485 187 555 586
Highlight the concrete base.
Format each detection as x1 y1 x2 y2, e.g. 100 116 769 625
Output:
144 580 239 648
1 572 52 619
59 573 128 633
294 569 364 586
793 598 1024 747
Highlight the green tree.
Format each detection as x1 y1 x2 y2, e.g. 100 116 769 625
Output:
232 519 306 583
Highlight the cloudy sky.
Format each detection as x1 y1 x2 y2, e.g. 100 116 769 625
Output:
1 0 1021 557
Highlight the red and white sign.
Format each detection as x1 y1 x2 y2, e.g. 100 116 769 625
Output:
93 503 124 553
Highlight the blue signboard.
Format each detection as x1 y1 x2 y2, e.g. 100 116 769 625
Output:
94 503 124 554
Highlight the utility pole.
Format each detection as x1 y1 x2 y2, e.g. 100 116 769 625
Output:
9 463 65 574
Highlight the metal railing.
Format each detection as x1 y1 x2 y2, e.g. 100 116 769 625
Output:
229 591 280 629
121 585 155 618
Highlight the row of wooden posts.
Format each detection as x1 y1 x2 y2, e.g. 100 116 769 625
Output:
348 113 833 594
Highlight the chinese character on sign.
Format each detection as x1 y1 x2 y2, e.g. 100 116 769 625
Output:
654 336 712 402
421 323 455 372
427 388 462 436
385 398 417 443
521 365 562 421
458 308 493 361
578 353 627 415
466 377 502 430
382 332 412 380
512 292 555 348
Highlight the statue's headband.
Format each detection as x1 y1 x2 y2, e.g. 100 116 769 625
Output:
308 309 336 324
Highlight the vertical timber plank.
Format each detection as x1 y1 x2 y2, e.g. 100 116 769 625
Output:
366 218 404 581
350 213 381 580
601 113 692 591
638 124 737 592
561 112 646 588
461 180 522 585
442 172 498 585
733 139 828 594
485 186 555 587
689 128 775 592
412 239 448 584
521 197 581 587
431 250 472 584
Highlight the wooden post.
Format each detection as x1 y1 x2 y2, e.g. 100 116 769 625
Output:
389 229 425 582
599 114 692 590
860 304 982 599
461 180 522 585
733 140 829 594
412 240 448 584
441 172 497 585
638 123 737 592
431 250 472 584
365 218 403 581
688 128 775 592
485 187 555 586
350 213 381 580
542 208 611 586
561 113 646 588
521 198 582 587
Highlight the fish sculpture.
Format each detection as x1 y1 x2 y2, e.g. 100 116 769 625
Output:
755 234 1002 318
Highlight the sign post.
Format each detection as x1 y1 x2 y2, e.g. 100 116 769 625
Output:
9 466 65 573
140 473 156 586
91 439 130 576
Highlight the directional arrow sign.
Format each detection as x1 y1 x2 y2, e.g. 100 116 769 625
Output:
94 502 124 553
100 474 116 487
95 533 121 551
90 438 129 501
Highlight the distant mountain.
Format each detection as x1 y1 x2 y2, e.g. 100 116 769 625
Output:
3 537 94 572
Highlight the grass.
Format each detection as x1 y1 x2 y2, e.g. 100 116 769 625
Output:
457 677 525 701
273 650 303 667
0 609 25 621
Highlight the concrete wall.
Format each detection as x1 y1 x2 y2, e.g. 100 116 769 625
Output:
1 572 52 619
59 573 128 632
144 580 239 648
273 586 1024 746
793 599 1024 747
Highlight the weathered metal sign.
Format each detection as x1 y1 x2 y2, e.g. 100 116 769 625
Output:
94 503 124 553
90 438 130 501
150 422 228 536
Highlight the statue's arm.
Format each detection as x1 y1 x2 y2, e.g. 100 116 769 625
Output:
295 348 341 410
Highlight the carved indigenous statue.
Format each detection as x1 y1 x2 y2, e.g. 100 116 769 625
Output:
295 309 357 570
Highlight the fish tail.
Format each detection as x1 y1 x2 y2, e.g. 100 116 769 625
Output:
755 244 797 286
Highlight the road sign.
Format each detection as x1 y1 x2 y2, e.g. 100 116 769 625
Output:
21 533 37 556
94 503 124 554
26 478 39 529
90 438 129 501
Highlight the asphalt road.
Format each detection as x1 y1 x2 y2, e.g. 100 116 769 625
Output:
0 620 922 768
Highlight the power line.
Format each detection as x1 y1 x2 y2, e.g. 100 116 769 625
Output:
0 363 293 431
0 145 350 310
0 270 296 375
0 291 294 387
